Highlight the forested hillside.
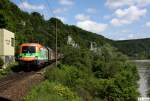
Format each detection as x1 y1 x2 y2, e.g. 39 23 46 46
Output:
0 0 140 100
114 39 150 59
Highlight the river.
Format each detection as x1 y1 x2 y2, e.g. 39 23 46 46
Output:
133 60 150 97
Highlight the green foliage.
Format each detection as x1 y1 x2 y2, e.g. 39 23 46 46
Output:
24 81 82 101
0 14 7 28
44 45 139 101
0 62 18 78
60 46 93 70
45 64 94 100
45 65 89 87
45 65 75 86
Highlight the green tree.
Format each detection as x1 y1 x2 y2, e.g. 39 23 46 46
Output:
0 14 7 28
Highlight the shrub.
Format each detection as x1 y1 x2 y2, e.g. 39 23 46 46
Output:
24 81 82 101
45 64 97 100
60 46 93 70
0 62 18 78
45 65 86 87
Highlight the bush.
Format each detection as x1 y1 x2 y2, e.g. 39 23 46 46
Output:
45 65 87 87
0 62 18 78
60 46 93 70
45 64 95 100
24 81 82 101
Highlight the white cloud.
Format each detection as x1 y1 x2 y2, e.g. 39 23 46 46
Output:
106 0 133 8
58 0 74 6
106 0 150 9
115 9 127 18
110 18 130 26
128 34 134 38
19 1 45 10
53 8 67 14
75 14 108 33
86 8 97 13
116 6 147 21
110 6 147 26
77 20 108 33
75 14 90 21
146 22 150 27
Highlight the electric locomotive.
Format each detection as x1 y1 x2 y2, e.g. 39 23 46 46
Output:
17 43 55 66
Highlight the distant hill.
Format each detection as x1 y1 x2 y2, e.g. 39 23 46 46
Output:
114 38 150 59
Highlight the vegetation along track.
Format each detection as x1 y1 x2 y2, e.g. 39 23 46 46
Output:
0 63 55 101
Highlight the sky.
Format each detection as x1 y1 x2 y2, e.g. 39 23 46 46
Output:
11 0 150 40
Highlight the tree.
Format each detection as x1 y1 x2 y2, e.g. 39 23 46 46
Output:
0 14 7 28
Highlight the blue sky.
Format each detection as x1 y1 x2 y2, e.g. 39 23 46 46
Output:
11 0 150 40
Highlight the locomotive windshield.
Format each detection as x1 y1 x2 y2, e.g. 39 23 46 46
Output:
22 46 35 53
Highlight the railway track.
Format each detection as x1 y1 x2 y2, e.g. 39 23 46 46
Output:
0 62 56 101
0 71 35 92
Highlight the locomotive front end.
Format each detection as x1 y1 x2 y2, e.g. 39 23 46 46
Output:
18 45 38 65
17 43 49 67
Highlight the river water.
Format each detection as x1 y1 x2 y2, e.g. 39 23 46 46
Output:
133 60 150 97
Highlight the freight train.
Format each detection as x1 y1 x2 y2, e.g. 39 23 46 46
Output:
16 43 57 67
